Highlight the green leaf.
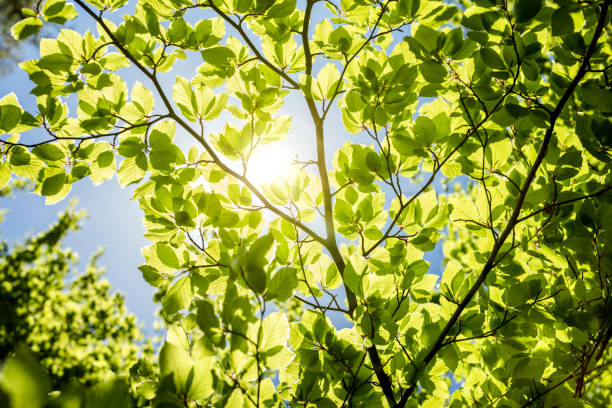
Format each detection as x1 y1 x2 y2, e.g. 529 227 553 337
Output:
267 267 298 301
480 48 505 70
0 347 50 408
156 243 180 269
268 0 296 18
86 377 131 408
249 233 275 265
578 82 612 113
38 53 74 73
117 137 144 157
159 342 192 394
554 288 574 312
197 299 220 330
188 359 213 400
201 46 235 76
440 344 459 371
168 18 187 43
175 211 195 228
551 8 574 36
0 93 22 133
400 0 421 18
117 154 147 186
442 28 464 58
32 144 65 162
419 61 446 83
512 357 546 380
481 341 498 367
143 5 160 36
162 276 193 314
194 18 225 47
515 0 543 23
410 230 438 251
42 0 65 16
150 148 176 172
413 116 438 145
315 62 341 100
414 23 439 53
41 172 66 196
329 26 352 53
422 322 442 347
173 76 197 121
0 163 10 188
150 130 174 155
96 151 114 167
195 86 225 121
226 390 244 407
139 265 164 287
45 3 77 24
245 266 266 294
131 81 154 114
506 281 538 307
344 90 364 112
334 198 353 225
260 311 289 351
11 17 42 40
343 260 363 297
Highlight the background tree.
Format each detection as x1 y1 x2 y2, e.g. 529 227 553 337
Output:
0 186 151 391
1 0 611 407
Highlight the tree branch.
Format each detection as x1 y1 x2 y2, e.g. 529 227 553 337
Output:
516 185 612 224
367 345 396 406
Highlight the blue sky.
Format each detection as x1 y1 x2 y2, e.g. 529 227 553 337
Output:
1 2 445 334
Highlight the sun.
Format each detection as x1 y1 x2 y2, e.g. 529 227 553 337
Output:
245 143 297 187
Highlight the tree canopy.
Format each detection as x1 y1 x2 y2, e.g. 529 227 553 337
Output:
0 186 151 399
1 0 612 407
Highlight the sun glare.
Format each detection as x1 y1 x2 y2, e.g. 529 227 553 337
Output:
246 143 296 187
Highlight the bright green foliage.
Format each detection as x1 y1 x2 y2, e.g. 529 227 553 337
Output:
0 195 151 393
1 0 612 407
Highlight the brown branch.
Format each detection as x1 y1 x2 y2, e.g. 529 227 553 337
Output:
340 351 368 407
294 295 350 315
367 345 396 406
442 313 517 346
